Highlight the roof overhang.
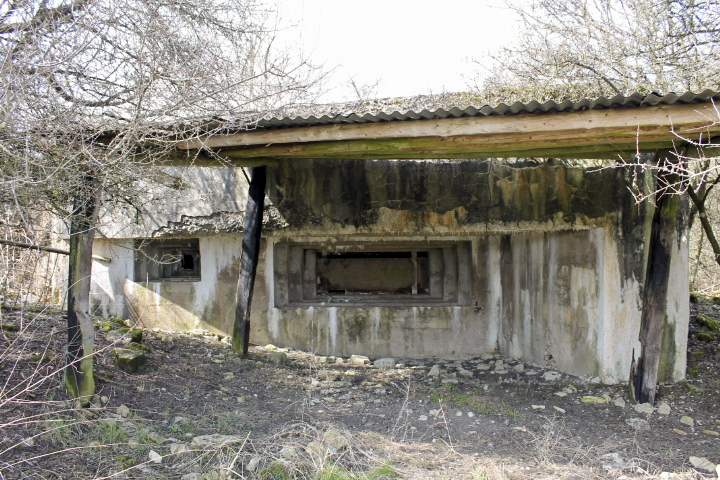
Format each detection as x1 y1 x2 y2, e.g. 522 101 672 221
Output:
174 101 720 164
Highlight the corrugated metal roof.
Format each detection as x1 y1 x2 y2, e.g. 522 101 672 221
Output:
237 90 720 132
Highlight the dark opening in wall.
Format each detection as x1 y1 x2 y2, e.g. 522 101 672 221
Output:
316 251 429 295
274 241 472 307
134 238 201 282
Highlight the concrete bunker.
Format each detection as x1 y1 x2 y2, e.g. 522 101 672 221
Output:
78 92 720 390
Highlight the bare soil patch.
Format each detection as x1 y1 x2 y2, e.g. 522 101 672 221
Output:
0 298 718 479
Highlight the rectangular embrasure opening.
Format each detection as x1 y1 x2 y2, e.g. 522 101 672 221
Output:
316 251 429 295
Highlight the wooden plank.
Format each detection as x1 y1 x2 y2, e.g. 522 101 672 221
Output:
232 166 267 356
633 150 679 405
208 134 711 160
178 103 720 151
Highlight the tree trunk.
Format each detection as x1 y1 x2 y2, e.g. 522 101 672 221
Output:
232 166 266 356
65 174 101 405
633 151 680 405
687 184 720 268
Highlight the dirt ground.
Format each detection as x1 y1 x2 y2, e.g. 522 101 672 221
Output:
0 298 719 479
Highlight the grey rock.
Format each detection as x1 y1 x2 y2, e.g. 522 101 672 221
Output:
191 434 246 448
680 415 694 427
323 428 348 452
613 397 626 408
373 358 396 369
170 443 190 454
543 372 561 381
428 364 441 377
247 456 262 472
117 405 131 417
657 402 671 415
149 450 162 464
268 352 288 364
689 456 717 473
280 446 298 459
348 355 369 365
634 403 654 414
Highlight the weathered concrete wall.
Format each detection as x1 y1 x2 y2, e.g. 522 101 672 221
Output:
88 158 689 384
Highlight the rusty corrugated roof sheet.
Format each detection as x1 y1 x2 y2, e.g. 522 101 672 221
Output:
232 90 720 132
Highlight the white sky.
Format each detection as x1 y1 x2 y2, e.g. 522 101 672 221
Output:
269 0 520 103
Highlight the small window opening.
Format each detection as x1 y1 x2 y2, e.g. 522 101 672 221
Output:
134 238 201 282
316 251 428 296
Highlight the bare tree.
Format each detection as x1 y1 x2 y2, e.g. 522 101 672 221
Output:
472 0 720 102
0 0 320 402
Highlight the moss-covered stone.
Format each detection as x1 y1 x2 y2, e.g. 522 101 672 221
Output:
113 348 146 373
696 314 719 333
696 332 715 342
129 328 143 343
128 342 151 353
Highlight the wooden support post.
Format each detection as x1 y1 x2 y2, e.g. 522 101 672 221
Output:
633 150 680 405
65 174 101 405
232 166 267 356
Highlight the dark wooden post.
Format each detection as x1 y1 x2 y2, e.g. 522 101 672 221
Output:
232 166 267 355
633 150 680 405
65 173 101 404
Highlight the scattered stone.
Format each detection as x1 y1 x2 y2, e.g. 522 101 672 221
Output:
554 406 566 414
146 431 164 443
689 456 717 473
467 412 475 418
680 415 695 427
626 418 650 431
476 363 491 371
117 405 131 417
543 372 561 381
600 452 639 472
657 402 671 415
348 355 369 365
280 446 298 459
247 457 261 472
673 429 688 435
455 411 463 417
696 314 719 333
429 409 439 416
524 370 539 375
20 437 34 448
170 443 190 454
181 473 203 480
305 441 327 458
494 360 504 370
113 348 146 373
149 450 162 464
696 332 715 342
441 378 459 384
513 364 525 373
702 430 719 436
418 415 428 421
554 391 567 397
581 396 608 404
223 372 235 380
237 396 246 403
100 396 109 406
268 352 287 364
634 403 654 414
531 404 545 410
173 416 188 424
373 358 396 369
457 367 474 378
480 353 494 360
428 365 441 377
613 397 626 408
323 429 348 452
590 376 601 384
191 434 246 448
264 344 278 351
129 328 143 343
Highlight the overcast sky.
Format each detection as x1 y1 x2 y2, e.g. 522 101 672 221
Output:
269 0 520 103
